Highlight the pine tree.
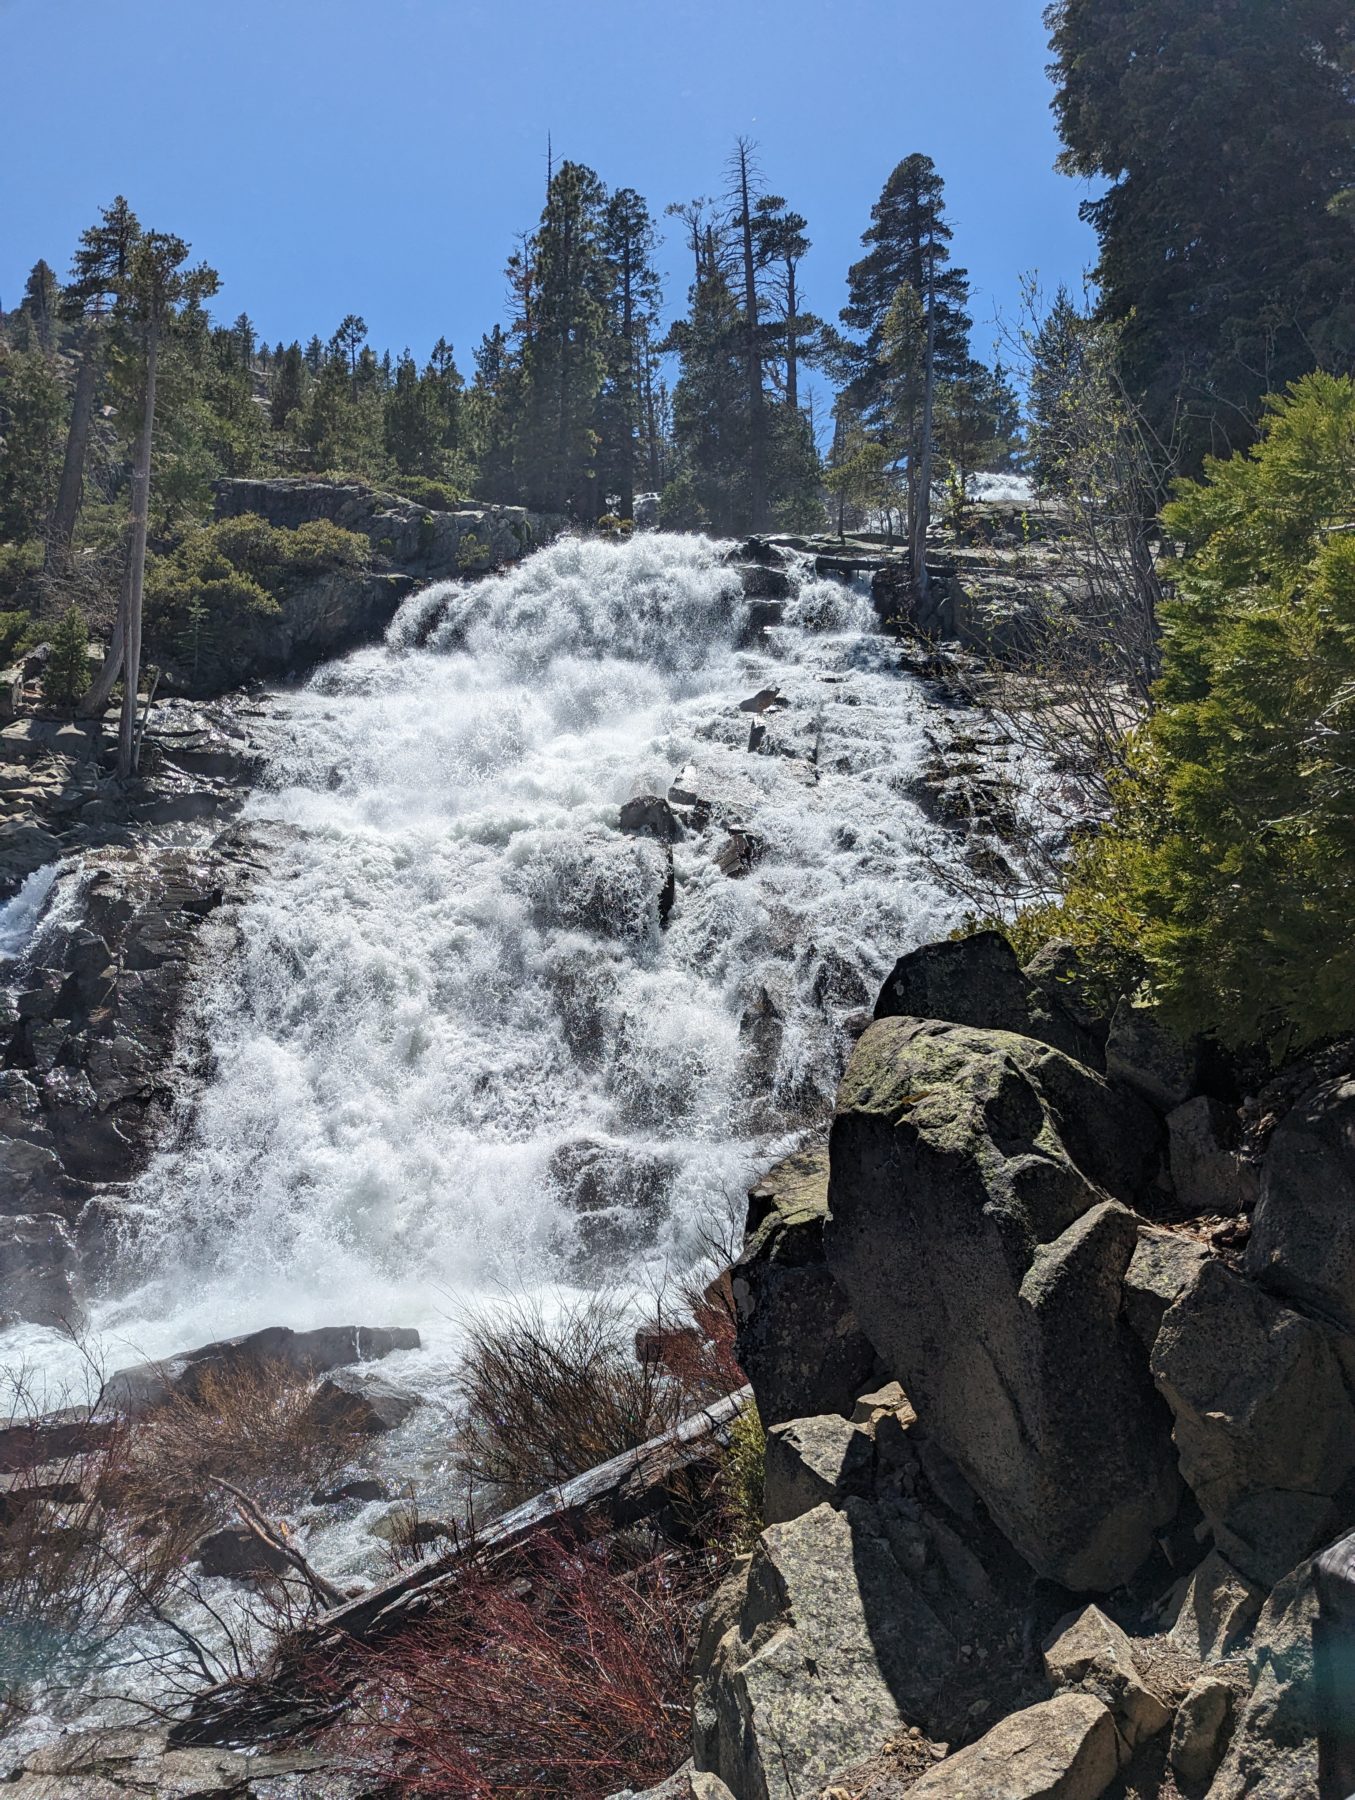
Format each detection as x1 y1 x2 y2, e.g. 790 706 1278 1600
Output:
597 187 662 520
19 261 60 352
1047 0 1355 472
41 606 90 710
80 230 219 776
271 341 305 431
384 351 444 475
48 196 141 570
515 162 610 515
0 348 64 542
841 155 972 427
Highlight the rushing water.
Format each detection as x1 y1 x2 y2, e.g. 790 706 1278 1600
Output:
12 531 984 1413
0 532 1013 1750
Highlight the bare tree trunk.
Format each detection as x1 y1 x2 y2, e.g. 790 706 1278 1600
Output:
619 250 636 522
910 247 938 606
736 143 768 534
785 261 799 413
46 327 100 573
78 567 127 720
118 328 158 780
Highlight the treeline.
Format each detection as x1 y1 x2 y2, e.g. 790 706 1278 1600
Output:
0 140 1026 596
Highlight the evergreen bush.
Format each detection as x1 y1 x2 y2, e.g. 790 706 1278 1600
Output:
1052 373 1355 1054
40 607 90 709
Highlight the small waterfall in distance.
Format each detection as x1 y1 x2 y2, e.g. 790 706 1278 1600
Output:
71 533 969 1385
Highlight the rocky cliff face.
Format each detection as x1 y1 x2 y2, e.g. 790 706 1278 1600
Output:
168 479 562 695
683 929 1351 1800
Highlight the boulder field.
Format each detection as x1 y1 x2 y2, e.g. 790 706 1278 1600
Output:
677 929 1351 1800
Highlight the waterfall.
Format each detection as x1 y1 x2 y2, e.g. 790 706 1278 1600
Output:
27 534 969 1384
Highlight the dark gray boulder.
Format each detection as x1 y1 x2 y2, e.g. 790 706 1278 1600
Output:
108 1322 420 1414
825 1017 1179 1589
1151 1257 1355 1586
693 1499 957 1798
873 931 1106 1068
1246 1075 1355 1329
0 1212 80 1327
619 794 686 843
1169 1095 1255 1216
1206 1560 1319 1800
1106 998 1200 1112
730 1149 877 1428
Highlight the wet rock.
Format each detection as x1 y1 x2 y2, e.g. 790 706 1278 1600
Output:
305 1373 419 1435
107 1322 421 1414
713 829 763 879
1043 1605 1172 1749
693 1499 956 1798
520 828 673 937
312 1476 389 1505
1152 1259 1355 1586
0 1212 81 1328
1206 1560 1318 1800
727 537 787 568
1246 1075 1355 1330
1106 998 1200 1112
1166 1549 1266 1664
0 847 248 1209
1169 1096 1255 1216
619 793 685 842
1123 1227 1212 1353
0 819 62 899
1171 1675 1235 1787
195 1525 294 1580
762 1413 876 1525
906 1694 1119 1800
549 1136 676 1264
739 564 792 601
739 599 784 641
825 1018 1179 1589
730 1148 877 1428
738 687 783 714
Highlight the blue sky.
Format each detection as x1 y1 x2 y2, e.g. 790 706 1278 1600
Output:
2 0 1098 404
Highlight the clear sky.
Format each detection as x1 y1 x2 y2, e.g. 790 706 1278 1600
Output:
2 0 1098 399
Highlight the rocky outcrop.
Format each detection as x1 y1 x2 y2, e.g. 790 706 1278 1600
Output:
214 477 551 577
729 1149 876 1427
1151 1258 1355 1585
694 1499 960 1798
0 844 249 1246
823 1015 1177 1589
695 918 1355 1798
0 1727 357 1798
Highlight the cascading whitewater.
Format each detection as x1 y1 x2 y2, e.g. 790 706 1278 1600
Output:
37 533 970 1375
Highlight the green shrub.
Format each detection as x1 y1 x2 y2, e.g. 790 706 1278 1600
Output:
720 1402 765 1554
0 608 39 667
144 512 370 690
387 473 468 512
1053 373 1355 1055
455 531 493 574
41 608 90 710
0 541 43 609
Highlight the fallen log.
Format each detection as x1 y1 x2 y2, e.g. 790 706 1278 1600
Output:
173 1385 751 1745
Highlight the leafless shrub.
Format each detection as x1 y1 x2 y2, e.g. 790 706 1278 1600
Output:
341 1531 707 1799
975 280 1179 822
453 1293 685 1509
121 1357 364 1519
